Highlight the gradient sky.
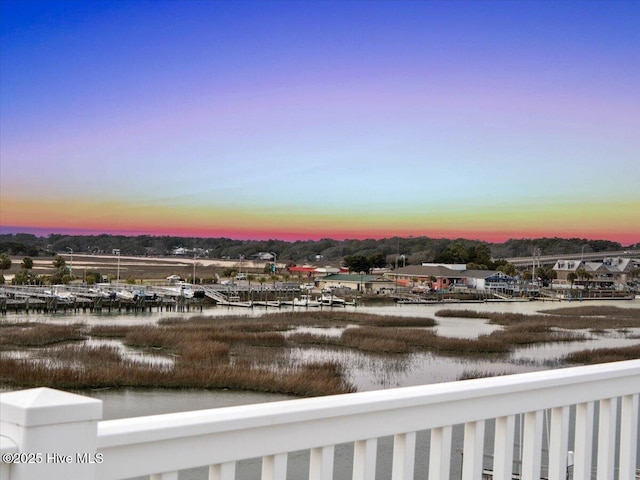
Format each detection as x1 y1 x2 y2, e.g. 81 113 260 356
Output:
1 0 639 244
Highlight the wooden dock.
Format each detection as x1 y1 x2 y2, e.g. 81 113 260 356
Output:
0 285 204 314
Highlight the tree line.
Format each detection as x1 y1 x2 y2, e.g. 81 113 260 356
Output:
0 232 632 269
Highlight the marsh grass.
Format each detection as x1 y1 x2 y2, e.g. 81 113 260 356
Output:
539 306 640 319
1 308 638 395
564 344 640 364
457 369 512 381
0 323 85 347
435 310 491 319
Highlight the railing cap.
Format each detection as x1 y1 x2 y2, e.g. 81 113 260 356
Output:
0 387 102 427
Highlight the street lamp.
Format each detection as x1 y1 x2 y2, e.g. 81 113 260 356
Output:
66 247 73 277
114 249 121 284
193 251 197 284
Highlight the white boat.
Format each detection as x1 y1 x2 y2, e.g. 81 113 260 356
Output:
162 283 195 298
89 287 116 299
116 290 135 301
45 289 76 303
320 293 346 306
293 295 321 307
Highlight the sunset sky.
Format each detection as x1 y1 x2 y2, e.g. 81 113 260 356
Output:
1 0 638 244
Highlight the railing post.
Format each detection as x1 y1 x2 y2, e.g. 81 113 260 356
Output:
0 387 102 480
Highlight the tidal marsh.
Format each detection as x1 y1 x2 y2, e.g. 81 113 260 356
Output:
1 307 638 396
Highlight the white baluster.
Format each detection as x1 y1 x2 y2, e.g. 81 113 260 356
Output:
151 472 178 480
548 406 569 480
461 420 485 480
391 432 416 480
574 401 594 480
309 446 334 480
428 426 452 480
209 461 236 480
262 453 287 480
596 398 617 480
521 410 543 480
493 415 515 480
352 438 377 480
619 394 639 480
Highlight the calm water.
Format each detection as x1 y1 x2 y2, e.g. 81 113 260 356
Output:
3 299 639 479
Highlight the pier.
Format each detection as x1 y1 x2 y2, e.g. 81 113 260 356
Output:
0 284 205 314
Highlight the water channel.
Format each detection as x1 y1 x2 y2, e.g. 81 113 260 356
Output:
2 298 639 479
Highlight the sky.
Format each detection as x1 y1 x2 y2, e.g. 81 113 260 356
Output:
1 0 639 244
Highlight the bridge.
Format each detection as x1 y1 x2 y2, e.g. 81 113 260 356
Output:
501 249 640 267
1 360 638 480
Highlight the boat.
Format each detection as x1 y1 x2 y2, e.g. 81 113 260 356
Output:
116 290 135 301
162 283 195 298
134 290 157 301
293 295 321 307
89 287 116 300
320 293 346 306
45 289 76 303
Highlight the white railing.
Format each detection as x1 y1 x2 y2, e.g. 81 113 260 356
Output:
1 360 639 480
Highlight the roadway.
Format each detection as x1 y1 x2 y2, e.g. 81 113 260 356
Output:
500 249 639 267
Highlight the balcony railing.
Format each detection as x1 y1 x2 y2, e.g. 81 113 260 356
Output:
1 360 639 480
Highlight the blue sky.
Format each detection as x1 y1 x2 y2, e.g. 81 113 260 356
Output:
1 0 639 243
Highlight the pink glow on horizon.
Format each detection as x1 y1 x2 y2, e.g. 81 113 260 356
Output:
2 224 637 246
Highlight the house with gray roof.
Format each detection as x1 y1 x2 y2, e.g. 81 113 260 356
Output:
553 257 639 288
317 273 396 294
388 265 515 292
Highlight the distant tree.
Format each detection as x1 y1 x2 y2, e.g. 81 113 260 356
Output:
49 269 71 285
470 244 492 267
566 272 578 289
497 263 517 277
222 267 237 278
52 255 66 269
575 267 587 283
0 253 10 283
84 271 103 285
521 270 532 282
343 255 373 273
466 263 488 270
11 270 40 285
534 266 556 286
433 241 471 264
368 253 387 269
0 253 11 273
21 257 34 270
